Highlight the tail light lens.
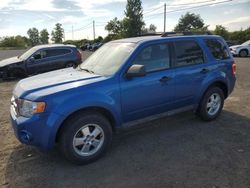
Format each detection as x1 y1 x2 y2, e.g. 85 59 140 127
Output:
77 50 82 61
232 62 236 76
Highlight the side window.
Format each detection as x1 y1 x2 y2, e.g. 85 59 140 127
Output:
174 40 204 67
132 43 170 72
45 49 71 58
33 50 46 60
205 39 230 60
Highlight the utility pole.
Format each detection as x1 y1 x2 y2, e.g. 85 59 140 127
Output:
164 3 166 32
72 25 74 40
93 20 96 40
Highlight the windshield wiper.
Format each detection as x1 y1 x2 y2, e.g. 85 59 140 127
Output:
79 68 95 74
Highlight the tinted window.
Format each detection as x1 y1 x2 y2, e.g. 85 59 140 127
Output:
205 39 230 60
45 48 71 58
174 40 204 67
132 43 170 72
33 50 46 60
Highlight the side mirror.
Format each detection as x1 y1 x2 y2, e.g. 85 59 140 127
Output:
126 64 146 78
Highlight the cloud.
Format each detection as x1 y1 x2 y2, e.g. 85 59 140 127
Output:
52 0 81 10
223 16 250 29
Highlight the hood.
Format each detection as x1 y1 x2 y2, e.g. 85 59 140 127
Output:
230 45 245 49
0 56 22 67
14 68 104 98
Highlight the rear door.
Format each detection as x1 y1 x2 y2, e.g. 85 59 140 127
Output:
44 48 72 70
173 39 208 108
120 42 176 122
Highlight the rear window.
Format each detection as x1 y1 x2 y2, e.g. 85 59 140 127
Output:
174 40 204 67
205 39 230 60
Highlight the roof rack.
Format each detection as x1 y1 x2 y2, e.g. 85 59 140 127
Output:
139 32 163 36
161 31 212 37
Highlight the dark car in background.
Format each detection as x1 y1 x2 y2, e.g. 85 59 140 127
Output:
90 43 103 51
0 44 82 79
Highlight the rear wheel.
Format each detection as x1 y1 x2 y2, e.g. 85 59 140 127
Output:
197 87 224 121
59 112 112 165
65 62 75 68
239 49 248 57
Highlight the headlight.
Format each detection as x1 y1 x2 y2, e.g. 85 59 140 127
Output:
18 99 46 117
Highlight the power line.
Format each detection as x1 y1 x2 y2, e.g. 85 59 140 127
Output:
167 0 216 6
144 0 233 21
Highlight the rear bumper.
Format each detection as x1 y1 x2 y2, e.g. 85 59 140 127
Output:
10 107 64 151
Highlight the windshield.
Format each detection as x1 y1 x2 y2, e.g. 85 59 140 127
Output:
19 47 38 60
80 42 135 76
241 40 250 45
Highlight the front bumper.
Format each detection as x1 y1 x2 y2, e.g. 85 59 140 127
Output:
10 106 64 151
230 49 238 56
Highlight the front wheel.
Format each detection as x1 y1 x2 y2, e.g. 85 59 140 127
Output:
239 50 248 57
59 112 112 165
197 87 224 121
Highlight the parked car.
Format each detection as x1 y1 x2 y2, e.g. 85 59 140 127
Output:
229 40 250 57
10 33 236 165
90 43 103 51
0 44 82 79
80 43 90 51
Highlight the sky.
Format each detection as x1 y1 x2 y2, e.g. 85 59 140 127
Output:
0 0 250 40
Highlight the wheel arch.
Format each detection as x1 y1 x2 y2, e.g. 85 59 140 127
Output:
196 80 228 111
239 48 249 55
55 106 117 143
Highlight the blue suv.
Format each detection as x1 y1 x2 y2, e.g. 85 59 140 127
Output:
10 33 236 164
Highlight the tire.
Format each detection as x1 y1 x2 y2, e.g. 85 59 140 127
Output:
59 112 112 165
239 49 248 57
197 87 224 121
65 62 75 68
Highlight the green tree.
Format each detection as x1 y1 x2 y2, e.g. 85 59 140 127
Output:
0 36 27 47
105 17 123 36
51 23 64 43
142 24 157 34
40 29 49 44
94 36 104 43
174 12 208 32
123 0 145 37
214 25 229 40
27 27 40 46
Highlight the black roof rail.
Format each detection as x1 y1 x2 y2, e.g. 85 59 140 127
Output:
139 32 163 36
161 31 212 37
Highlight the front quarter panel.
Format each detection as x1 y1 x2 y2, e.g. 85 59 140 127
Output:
44 78 122 140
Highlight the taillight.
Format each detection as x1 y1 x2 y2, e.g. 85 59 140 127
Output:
232 62 236 76
77 51 82 61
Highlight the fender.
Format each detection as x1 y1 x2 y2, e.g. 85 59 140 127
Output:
195 69 229 107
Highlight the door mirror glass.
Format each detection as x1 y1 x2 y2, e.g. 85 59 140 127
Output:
126 64 146 78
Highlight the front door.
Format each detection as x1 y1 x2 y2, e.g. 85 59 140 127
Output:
120 42 175 122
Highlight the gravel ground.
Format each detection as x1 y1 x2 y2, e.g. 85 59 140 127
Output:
0 50 250 188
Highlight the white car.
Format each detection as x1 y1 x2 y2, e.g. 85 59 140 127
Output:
230 40 250 57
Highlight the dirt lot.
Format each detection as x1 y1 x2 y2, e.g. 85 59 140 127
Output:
0 50 250 188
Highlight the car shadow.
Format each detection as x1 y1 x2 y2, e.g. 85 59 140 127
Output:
4 110 250 188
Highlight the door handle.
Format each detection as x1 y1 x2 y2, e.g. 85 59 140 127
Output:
200 68 209 74
159 76 172 83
